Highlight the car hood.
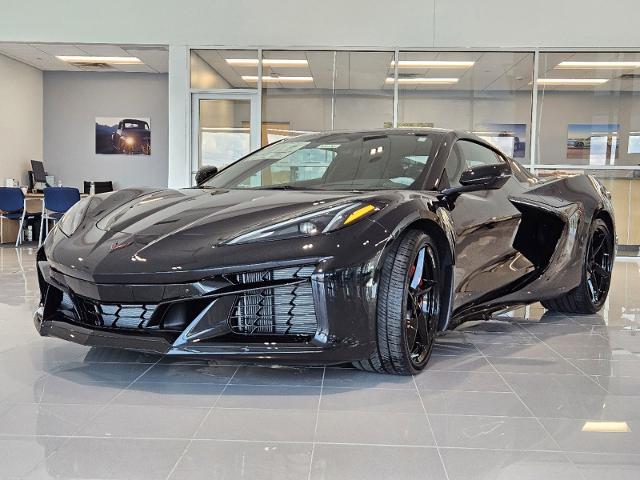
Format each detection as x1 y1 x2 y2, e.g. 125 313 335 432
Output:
92 187 370 244
46 187 426 282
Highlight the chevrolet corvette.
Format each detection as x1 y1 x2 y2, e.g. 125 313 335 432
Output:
34 129 615 374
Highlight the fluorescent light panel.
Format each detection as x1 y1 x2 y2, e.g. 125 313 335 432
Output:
556 61 640 69
56 55 142 64
242 75 314 83
535 78 609 86
385 77 459 85
227 58 308 67
391 60 474 68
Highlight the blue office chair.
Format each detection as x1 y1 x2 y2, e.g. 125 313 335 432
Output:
0 187 27 247
39 187 81 247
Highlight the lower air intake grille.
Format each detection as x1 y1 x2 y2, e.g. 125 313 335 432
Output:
70 294 157 329
229 267 317 336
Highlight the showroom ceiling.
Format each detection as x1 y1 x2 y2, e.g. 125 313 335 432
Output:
0 43 168 73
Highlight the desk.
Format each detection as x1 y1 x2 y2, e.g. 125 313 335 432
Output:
0 193 88 245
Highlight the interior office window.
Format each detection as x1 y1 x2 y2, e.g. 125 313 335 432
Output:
332 51 394 130
396 51 534 163
535 52 640 167
190 50 258 89
261 50 334 145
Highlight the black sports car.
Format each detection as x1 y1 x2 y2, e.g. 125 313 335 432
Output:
34 129 616 375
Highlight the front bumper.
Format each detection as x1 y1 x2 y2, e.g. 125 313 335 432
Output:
34 256 380 365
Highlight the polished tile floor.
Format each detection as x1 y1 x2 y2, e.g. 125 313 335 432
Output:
1 246 640 479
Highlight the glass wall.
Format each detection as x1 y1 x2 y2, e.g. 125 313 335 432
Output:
534 52 640 246
261 50 394 145
189 48 640 247
397 51 534 163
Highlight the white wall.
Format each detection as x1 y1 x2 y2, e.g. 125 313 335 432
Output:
0 54 42 186
2 0 640 48
43 72 168 190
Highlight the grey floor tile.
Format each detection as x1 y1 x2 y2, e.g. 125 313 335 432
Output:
217 385 321 410
320 387 424 414
170 440 313 480
419 390 531 416
113 382 225 407
414 370 511 392
48 361 153 383
196 408 317 442
0 435 65 479
425 354 494 372
487 356 582 375
135 364 237 384
309 444 447 480
473 342 561 359
441 448 583 480
502 372 606 396
9 377 128 404
315 410 434 445
25 438 189 479
230 365 324 387
0 403 100 436
568 452 640 480
323 367 416 389
77 404 209 438
593 374 640 395
540 417 640 454
572 357 640 377
429 414 558 450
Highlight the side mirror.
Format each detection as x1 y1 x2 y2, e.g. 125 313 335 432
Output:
441 163 511 197
195 166 218 186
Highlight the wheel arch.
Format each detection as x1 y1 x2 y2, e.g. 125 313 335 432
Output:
388 216 455 333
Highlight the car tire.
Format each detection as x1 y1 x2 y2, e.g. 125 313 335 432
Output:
354 229 441 375
541 218 613 314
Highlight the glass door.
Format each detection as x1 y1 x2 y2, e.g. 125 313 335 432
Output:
191 92 260 184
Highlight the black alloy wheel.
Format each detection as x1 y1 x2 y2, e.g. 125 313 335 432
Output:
354 229 441 375
585 221 613 308
405 244 440 368
541 218 614 314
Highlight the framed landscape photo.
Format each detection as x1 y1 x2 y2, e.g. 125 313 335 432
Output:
96 117 151 155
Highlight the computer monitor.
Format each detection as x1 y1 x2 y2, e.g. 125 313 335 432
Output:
31 160 47 183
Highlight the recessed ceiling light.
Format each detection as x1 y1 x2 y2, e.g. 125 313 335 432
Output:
556 61 640 69
56 55 143 64
385 77 459 85
582 421 630 433
534 78 609 86
242 75 314 83
391 60 474 68
227 59 308 67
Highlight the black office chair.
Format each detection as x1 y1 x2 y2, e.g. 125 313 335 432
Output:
83 181 114 194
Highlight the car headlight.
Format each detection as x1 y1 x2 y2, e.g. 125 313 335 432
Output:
125 136 135 145
58 197 93 237
227 202 384 245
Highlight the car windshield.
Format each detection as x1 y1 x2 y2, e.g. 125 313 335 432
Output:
202 132 436 191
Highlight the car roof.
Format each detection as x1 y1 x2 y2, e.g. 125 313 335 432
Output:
289 128 485 144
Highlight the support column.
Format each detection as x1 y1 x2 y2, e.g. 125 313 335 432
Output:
167 45 190 188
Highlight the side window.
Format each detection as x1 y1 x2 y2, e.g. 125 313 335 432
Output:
442 144 465 188
457 140 505 169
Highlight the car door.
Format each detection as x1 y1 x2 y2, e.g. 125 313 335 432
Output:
442 140 534 311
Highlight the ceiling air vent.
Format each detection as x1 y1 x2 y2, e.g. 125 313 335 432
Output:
618 73 640 80
69 62 115 71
